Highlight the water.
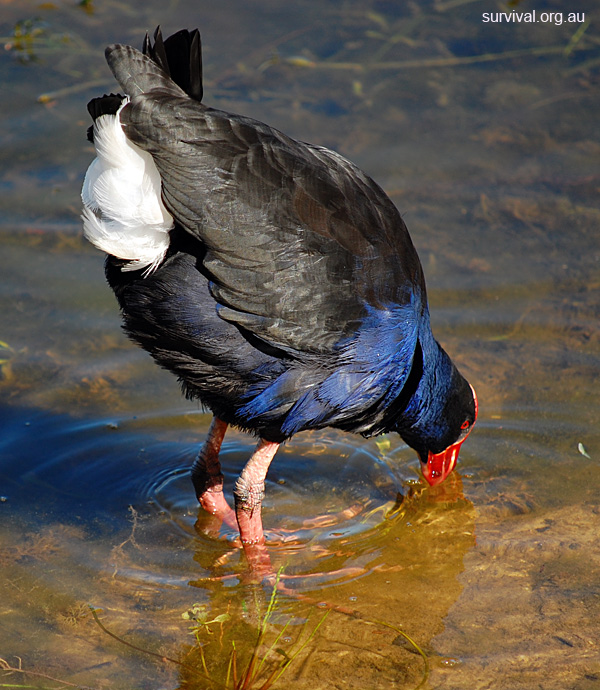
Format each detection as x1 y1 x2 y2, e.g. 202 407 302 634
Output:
1 1 599 688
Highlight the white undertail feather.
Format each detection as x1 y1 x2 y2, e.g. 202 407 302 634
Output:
81 99 173 273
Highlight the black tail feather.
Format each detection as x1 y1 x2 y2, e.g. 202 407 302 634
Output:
143 27 169 74
86 27 204 142
143 26 203 102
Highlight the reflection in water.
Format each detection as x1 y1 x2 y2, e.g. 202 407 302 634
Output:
0 402 475 688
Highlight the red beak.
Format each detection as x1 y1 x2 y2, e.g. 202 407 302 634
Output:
422 441 464 486
422 384 477 486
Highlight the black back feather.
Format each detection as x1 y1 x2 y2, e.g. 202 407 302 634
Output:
91 26 475 452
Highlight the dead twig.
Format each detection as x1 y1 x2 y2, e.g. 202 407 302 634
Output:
0 655 99 690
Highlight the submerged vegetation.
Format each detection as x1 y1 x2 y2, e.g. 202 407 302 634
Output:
2 17 76 63
0 562 432 689
180 572 331 690
84 569 430 690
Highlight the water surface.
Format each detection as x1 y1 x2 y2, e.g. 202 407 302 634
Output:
1 1 599 688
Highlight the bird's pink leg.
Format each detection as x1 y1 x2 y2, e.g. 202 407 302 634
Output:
234 438 279 576
191 417 237 528
234 438 279 544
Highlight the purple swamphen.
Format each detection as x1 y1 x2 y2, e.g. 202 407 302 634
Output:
81 27 477 554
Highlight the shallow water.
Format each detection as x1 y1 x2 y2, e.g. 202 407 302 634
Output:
1 1 599 688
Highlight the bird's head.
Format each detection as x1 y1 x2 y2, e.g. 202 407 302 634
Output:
396 342 478 486
419 381 477 485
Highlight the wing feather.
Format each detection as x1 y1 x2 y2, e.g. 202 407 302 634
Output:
107 44 426 356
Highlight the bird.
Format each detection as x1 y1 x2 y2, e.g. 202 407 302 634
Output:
81 27 477 555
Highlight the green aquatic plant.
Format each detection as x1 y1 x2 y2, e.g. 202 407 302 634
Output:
0 571 429 690
181 569 330 690
89 570 329 690
183 603 232 640
2 19 72 63
89 568 430 689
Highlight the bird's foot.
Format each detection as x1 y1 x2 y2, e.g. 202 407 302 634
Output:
197 486 238 530
192 418 238 532
193 453 238 532
240 541 273 580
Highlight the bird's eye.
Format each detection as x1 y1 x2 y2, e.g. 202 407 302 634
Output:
460 419 470 430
